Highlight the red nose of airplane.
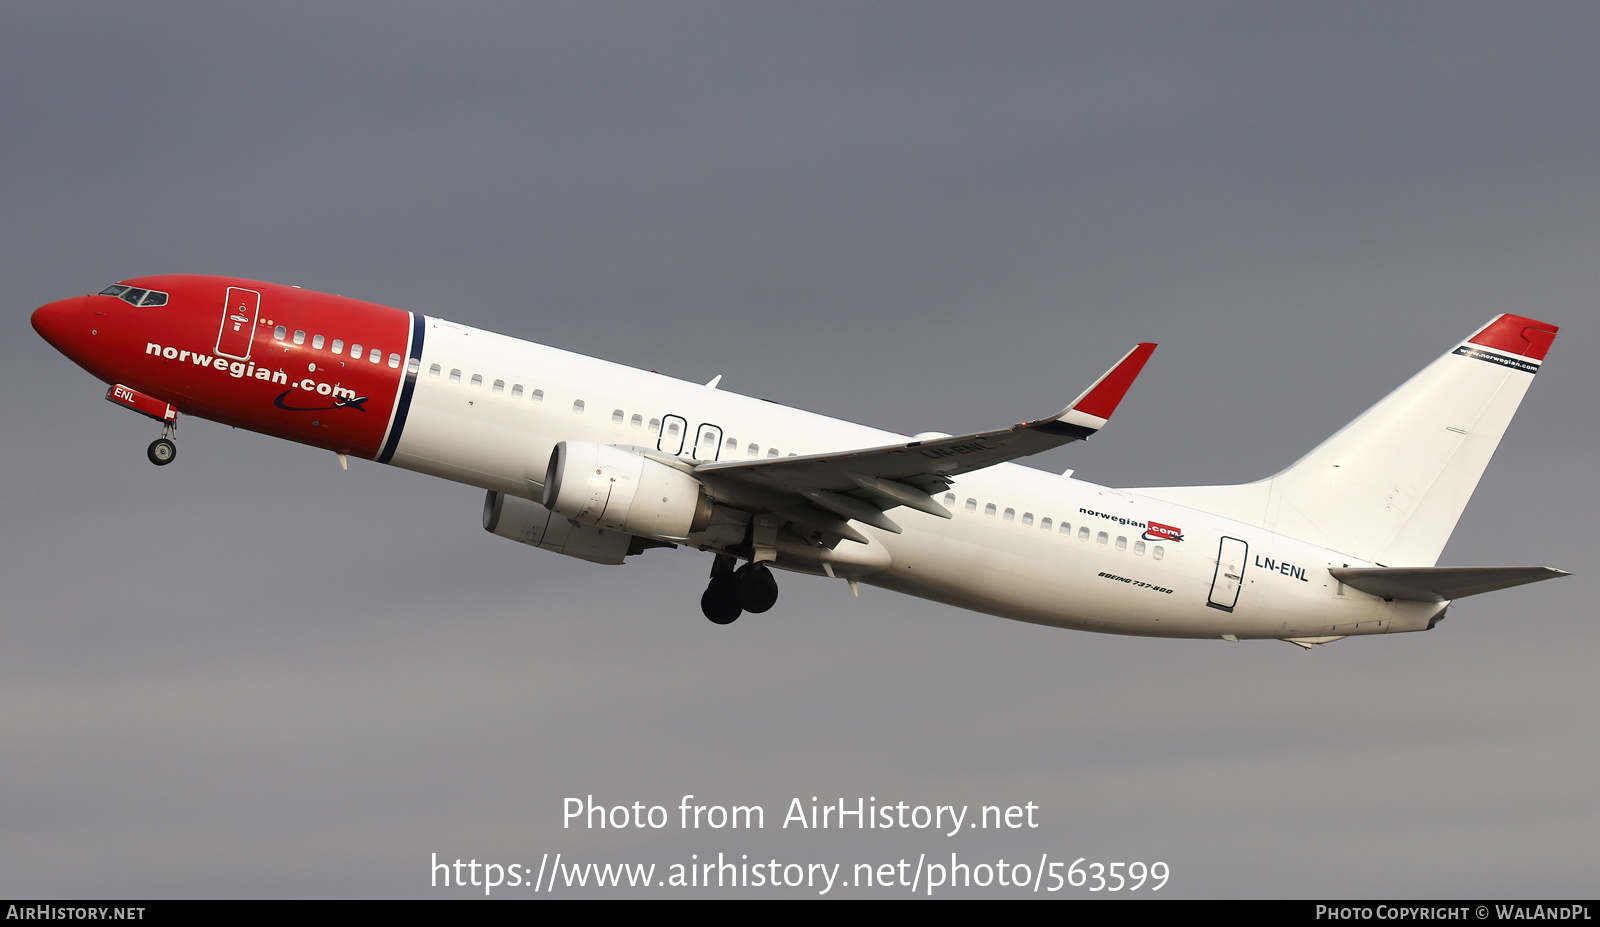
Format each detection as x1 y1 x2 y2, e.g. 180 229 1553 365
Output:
31 295 89 355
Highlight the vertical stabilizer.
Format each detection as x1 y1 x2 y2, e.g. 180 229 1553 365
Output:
1134 315 1557 566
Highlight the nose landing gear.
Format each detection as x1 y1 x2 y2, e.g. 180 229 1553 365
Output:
147 420 177 466
104 385 180 467
700 554 780 624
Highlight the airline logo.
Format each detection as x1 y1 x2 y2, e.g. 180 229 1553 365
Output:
273 388 369 412
145 341 365 410
1142 522 1184 543
1078 508 1185 543
146 341 288 383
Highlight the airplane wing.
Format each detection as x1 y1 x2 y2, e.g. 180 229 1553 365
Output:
692 343 1155 537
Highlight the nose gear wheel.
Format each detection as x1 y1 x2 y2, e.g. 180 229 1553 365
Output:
147 419 178 466
147 438 176 465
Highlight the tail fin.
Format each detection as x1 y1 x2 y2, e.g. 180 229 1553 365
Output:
1134 315 1558 566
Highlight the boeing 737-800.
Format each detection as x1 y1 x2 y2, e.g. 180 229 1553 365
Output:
31 276 1567 645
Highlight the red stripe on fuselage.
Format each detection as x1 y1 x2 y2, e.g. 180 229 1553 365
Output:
59 275 411 459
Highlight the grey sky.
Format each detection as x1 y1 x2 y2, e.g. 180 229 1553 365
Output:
2 3 1596 897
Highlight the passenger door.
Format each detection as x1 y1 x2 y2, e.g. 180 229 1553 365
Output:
1207 537 1248 612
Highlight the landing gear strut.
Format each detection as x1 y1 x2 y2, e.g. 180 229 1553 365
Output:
700 555 781 624
147 420 177 466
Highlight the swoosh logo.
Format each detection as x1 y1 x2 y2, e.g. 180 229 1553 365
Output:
274 390 369 412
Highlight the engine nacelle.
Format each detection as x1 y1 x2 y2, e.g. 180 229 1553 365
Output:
484 490 661 565
543 441 712 541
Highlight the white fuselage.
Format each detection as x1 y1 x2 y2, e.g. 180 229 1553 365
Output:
389 317 1436 640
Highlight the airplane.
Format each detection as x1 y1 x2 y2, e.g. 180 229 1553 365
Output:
31 275 1568 646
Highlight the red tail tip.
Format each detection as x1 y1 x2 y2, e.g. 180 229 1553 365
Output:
1468 315 1558 361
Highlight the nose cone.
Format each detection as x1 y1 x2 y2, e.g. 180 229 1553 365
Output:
32 295 89 354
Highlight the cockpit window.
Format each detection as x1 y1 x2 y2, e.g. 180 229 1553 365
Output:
99 284 168 307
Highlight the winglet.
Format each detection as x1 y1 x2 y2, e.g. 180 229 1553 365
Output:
1049 343 1156 433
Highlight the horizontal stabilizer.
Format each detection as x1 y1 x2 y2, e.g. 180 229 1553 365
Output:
1329 566 1569 602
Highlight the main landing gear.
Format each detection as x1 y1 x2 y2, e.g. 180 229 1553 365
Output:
147 420 177 466
700 554 780 625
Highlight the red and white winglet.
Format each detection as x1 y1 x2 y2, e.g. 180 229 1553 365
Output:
1051 342 1157 434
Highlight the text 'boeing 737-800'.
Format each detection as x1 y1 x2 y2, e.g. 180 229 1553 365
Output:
32 276 1568 646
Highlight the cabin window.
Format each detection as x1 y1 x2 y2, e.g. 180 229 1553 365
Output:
273 325 286 340
1134 540 1146 555
388 353 400 368
1153 545 1165 561
1060 522 1071 536
701 431 716 448
1021 512 1033 527
612 408 625 424
331 339 344 355
1115 536 1127 551
406 357 419 375
511 384 523 398
369 350 382 365
293 330 305 345
1003 508 1015 523
984 503 997 518
493 379 505 394
470 374 482 389
630 414 642 428
351 344 364 360
965 498 977 513
573 400 585 414
1097 531 1108 546
449 368 461 383
766 448 779 458
532 389 544 403
1041 517 1052 532
748 443 760 456
648 417 660 433
312 334 325 349
1079 526 1090 541
428 363 441 378
944 493 956 508
788 453 797 457
725 437 738 452
666 420 680 437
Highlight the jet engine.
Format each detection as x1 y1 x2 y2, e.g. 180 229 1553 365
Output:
483 490 676 565
543 441 713 541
